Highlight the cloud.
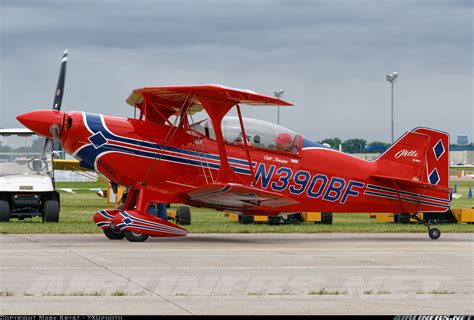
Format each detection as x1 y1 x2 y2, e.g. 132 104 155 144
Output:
1 0 472 143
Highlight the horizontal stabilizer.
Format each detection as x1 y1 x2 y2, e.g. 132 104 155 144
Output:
371 174 449 192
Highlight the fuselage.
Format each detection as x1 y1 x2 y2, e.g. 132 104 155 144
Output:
53 111 448 214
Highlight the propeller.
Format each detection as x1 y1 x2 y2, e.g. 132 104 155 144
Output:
41 49 68 160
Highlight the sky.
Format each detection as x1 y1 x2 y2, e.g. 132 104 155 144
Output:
1 0 472 144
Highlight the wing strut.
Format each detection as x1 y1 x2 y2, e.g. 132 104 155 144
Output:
196 96 245 184
236 104 255 180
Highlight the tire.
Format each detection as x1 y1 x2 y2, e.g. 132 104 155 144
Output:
103 227 125 240
268 216 282 225
176 206 191 225
240 215 253 224
124 230 149 242
0 201 10 222
321 212 333 225
429 228 441 240
43 200 59 223
397 213 410 224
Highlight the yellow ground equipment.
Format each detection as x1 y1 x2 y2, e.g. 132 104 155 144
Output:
450 208 474 223
370 209 473 224
225 211 333 225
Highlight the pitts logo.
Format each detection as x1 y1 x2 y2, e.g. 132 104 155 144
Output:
252 163 365 204
395 149 418 159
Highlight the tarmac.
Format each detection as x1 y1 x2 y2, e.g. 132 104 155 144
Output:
1 233 473 315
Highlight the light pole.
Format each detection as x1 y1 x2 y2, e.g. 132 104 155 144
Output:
274 89 284 125
386 72 399 144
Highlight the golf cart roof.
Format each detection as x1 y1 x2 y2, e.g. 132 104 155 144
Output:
0 128 35 136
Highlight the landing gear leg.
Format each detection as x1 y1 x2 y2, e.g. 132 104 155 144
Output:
410 213 441 240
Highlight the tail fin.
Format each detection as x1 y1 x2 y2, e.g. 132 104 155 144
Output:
412 127 449 189
373 127 450 189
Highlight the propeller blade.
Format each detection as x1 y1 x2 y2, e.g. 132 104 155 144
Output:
52 49 68 111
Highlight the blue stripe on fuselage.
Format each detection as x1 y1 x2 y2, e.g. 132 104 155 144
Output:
78 113 251 174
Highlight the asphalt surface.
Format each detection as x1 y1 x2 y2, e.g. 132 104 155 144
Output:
0 233 473 315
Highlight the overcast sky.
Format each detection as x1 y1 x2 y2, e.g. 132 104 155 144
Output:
1 0 472 143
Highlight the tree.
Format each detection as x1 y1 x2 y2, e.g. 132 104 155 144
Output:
321 138 342 149
342 138 367 153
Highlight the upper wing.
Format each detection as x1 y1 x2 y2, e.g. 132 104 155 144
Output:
181 182 298 211
126 84 293 118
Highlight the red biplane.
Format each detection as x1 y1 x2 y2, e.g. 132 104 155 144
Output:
17 51 451 241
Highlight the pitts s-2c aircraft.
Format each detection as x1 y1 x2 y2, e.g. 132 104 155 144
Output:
18 51 451 241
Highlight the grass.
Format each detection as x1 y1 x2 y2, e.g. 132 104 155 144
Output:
0 290 15 296
2 289 468 297
428 290 455 295
42 290 105 296
450 180 473 208
0 180 472 234
377 289 392 294
110 289 145 296
267 289 293 296
308 288 348 295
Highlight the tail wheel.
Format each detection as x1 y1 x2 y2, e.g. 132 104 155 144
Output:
428 228 441 240
124 230 149 242
321 212 333 225
176 206 191 225
43 200 59 223
0 201 10 222
103 227 125 240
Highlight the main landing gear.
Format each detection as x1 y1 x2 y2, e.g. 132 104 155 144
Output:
103 224 125 240
409 213 441 240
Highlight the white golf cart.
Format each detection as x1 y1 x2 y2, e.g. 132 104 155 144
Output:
0 128 60 222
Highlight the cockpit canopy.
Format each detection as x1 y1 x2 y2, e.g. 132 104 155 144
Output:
191 117 301 154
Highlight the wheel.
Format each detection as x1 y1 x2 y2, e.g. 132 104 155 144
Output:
321 212 333 225
124 230 149 242
103 227 125 240
268 216 282 225
397 213 410 224
240 215 253 224
43 200 59 222
176 206 191 225
428 228 441 240
0 201 10 222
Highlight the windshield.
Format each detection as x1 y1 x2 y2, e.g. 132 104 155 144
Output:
191 116 301 154
0 133 50 176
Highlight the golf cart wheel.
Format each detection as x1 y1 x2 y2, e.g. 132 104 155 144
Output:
103 227 125 240
43 200 59 223
321 212 333 225
0 201 10 222
124 230 149 242
176 206 191 225
428 228 441 240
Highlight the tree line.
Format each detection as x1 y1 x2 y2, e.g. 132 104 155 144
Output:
319 138 390 153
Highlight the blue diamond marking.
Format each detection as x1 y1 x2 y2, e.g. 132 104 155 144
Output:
428 168 440 185
88 132 107 148
433 140 445 160
122 217 132 225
